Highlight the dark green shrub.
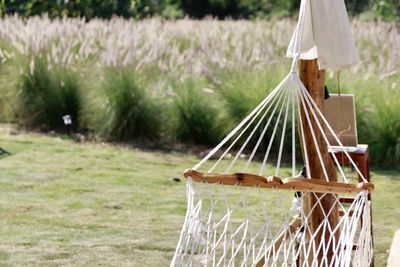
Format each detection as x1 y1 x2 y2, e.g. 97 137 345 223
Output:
215 68 284 125
0 60 18 123
172 79 224 145
90 67 161 141
370 101 400 166
17 56 82 130
366 92 400 167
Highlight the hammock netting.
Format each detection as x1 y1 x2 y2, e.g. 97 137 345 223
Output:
171 0 374 266
172 183 372 266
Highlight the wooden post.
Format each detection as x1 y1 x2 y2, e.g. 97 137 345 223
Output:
299 59 339 265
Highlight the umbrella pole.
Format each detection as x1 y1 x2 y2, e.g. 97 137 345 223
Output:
299 59 339 265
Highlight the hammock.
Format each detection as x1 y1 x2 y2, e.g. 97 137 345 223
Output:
171 0 374 266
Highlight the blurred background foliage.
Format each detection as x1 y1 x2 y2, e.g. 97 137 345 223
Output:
0 0 399 20
0 16 398 166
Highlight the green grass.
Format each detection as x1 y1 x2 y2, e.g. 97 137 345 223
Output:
0 125 399 266
0 125 189 266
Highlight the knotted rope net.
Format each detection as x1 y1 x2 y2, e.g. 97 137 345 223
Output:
171 0 374 266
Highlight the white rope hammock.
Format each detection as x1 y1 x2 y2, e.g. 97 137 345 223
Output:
171 0 374 266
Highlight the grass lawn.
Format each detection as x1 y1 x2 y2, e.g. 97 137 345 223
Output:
0 125 399 266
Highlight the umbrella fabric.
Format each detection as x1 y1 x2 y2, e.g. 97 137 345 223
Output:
287 0 359 71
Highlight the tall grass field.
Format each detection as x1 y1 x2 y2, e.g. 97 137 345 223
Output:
0 16 399 166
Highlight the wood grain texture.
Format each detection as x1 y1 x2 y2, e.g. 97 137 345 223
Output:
183 169 374 194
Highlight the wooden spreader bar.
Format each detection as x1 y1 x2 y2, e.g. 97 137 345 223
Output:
184 169 374 194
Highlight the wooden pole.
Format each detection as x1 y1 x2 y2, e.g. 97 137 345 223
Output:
298 59 339 265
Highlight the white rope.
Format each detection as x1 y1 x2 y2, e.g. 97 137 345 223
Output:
171 178 194 266
296 78 330 181
290 0 309 72
208 78 288 173
195 74 290 171
242 84 289 172
296 80 311 178
259 86 291 176
291 76 296 177
225 83 288 173
296 80 349 183
275 80 292 177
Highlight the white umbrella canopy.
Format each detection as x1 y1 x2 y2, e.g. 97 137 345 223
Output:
287 0 359 71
